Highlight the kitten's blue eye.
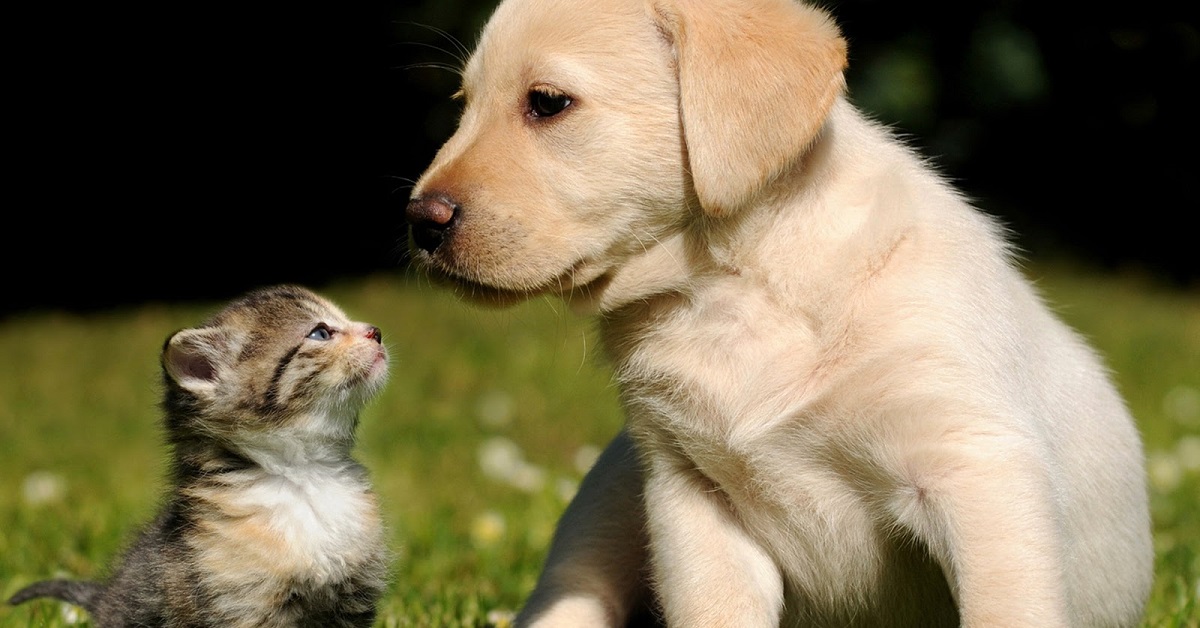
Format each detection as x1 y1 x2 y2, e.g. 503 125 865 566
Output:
307 323 333 341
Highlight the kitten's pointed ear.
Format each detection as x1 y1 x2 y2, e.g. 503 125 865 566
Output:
162 327 229 392
652 0 847 216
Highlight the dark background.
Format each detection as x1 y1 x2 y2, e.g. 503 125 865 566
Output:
4 0 1196 319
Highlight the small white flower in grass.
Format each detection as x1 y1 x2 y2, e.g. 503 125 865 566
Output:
1164 385 1200 427
479 437 523 482
486 608 516 628
61 603 85 624
1147 451 1183 493
478 436 546 493
476 390 515 430
507 463 546 493
21 470 65 506
471 510 506 548
1176 435 1200 472
573 443 602 475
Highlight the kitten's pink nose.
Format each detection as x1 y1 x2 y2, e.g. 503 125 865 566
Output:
366 327 382 344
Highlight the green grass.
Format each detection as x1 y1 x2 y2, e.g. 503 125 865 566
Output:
1 263 1196 627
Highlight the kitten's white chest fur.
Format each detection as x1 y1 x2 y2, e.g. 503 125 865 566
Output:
190 436 385 598
249 462 380 572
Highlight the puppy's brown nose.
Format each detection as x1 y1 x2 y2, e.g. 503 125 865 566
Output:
406 195 457 253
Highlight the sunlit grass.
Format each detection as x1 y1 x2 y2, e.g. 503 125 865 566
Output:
1 263 1196 626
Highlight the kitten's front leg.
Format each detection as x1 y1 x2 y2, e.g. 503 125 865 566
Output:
643 448 783 627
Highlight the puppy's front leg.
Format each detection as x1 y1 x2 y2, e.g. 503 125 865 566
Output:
644 450 783 627
515 429 653 627
901 436 1072 627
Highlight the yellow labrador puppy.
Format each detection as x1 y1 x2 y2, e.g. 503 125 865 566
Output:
404 0 1154 625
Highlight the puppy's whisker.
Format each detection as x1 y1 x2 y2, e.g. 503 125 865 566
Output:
644 231 685 275
576 327 589 375
393 21 472 63
397 61 465 75
393 41 464 63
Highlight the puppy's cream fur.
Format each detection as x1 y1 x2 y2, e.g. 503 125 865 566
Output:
406 0 1154 625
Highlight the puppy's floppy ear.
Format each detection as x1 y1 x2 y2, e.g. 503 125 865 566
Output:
652 0 847 216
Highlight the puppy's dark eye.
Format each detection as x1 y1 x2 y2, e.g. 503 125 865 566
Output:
306 323 334 341
528 89 572 118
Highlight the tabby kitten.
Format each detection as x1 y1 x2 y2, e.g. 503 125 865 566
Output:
9 284 391 627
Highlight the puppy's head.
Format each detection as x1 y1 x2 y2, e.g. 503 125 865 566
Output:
406 0 847 309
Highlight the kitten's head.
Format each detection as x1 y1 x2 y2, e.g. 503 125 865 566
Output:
160 285 389 448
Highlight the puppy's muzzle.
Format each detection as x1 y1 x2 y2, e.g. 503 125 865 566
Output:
406 195 458 253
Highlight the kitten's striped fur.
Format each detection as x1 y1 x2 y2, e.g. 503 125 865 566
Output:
9 285 392 627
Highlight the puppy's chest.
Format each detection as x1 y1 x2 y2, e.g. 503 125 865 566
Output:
614 294 829 441
631 379 908 603
613 300 927 600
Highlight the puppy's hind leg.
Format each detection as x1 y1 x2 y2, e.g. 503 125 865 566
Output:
516 430 658 627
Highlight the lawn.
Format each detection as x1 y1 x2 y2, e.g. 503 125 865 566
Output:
1 262 1196 627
